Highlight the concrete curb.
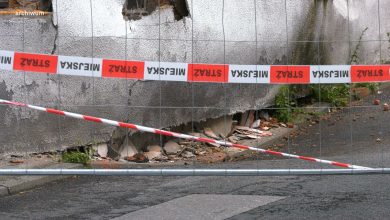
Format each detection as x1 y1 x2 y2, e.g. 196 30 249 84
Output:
0 163 83 197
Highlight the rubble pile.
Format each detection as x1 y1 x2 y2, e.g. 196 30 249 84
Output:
91 112 292 164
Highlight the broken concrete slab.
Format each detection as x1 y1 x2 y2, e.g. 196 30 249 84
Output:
163 141 181 155
251 119 261 128
119 140 138 159
144 151 162 160
201 116 233 138
147 145 162 152
93 143 108 158
239 110 255 127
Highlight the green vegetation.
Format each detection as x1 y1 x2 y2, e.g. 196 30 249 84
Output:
310 84 349 107
354 82 379 94
62 151 91 165
274 86 294 122
274 84 349 122
350 27 368 64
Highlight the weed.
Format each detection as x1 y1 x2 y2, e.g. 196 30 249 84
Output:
274 86 295 122
354 82 379 94
310 84 349 107
62 151 91 165
350 27 368 64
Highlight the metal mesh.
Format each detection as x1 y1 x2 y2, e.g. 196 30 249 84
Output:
0 0 389 175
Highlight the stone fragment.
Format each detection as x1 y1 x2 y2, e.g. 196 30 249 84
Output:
239 110 255 127
182 151 195 158
147 145 162 152
202 116 233 138
125 153 149 163
164 141 181 155
95 143 108 158
119 140 138 158
384 103 389 111
251 119 261 128
197 152 227 163
228 136 238 144
144 151 162 160
206 142 221 148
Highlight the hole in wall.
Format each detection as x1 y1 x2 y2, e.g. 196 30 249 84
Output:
0 0 52 12
123 0 189 21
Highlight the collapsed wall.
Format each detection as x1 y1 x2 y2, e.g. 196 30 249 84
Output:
0 0 389 154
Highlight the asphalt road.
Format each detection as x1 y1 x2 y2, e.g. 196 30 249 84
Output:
1 89 390 219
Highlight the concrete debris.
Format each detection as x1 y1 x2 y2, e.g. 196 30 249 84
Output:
181 151 195 158
89 109 304 164
119 140 138 159
206 142 221 148
197 152 227 163
384 103 389 111
94 144 108 158
201 116 233 138
251 119 261 128
163 141 181 155
125 153 149 163
145 145 163 160
204 127 219 139
147 145 162 152
228 136 239 143
246 134 262 139
259 111 270 121
9 159 24 164
144 151 162 160
239 110 255 127
287 123 294 128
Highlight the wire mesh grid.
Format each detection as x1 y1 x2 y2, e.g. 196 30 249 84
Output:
0 0 389 175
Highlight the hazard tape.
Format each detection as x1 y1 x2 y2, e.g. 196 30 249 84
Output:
0 98 371 169
1 50 389 84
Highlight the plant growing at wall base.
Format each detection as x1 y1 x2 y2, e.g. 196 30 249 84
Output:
274 86 295 122
62 151 91 165
310 84 349 107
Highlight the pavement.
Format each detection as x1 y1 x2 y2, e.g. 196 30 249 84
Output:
0 157 82 197
0 88 389 219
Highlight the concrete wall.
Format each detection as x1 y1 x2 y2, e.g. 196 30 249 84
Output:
0 0 389 154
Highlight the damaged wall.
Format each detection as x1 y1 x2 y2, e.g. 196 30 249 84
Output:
0 0 389 154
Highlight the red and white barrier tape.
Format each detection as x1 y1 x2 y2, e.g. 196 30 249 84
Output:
0 98 371 169
1 50 389 84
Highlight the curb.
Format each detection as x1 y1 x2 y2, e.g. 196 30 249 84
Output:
0 163 83 197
